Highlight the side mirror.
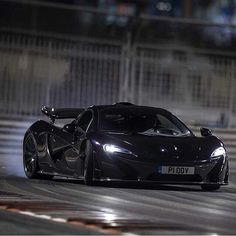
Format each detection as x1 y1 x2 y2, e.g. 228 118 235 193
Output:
200 127 212 137
63 123 76 133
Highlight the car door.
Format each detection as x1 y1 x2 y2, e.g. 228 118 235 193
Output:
60 110 94 177
47 121 75 175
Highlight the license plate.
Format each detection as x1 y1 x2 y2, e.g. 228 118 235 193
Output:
157 166 195 175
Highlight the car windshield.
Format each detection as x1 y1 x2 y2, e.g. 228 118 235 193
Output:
99 107 192 137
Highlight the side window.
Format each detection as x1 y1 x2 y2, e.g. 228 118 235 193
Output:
156 114 177 130
77 111 93 132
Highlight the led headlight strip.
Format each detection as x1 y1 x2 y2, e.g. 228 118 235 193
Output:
103 144 132 155
211 147 226 158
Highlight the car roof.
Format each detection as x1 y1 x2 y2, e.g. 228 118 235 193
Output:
89 103 172 116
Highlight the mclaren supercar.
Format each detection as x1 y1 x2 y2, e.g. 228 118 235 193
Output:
23 103 229 190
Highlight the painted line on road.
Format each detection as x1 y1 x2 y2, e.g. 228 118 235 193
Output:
19 210 66 222
0 204 122 235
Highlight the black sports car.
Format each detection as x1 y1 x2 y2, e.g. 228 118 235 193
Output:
23 103 229 190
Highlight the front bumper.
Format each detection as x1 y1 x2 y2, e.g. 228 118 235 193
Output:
96 154 229 185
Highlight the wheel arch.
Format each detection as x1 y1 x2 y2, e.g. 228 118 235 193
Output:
80 139 102 175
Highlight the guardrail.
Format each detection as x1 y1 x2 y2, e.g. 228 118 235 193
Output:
0 118 34 155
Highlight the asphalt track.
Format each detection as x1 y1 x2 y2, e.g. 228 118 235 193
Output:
0 159 236 235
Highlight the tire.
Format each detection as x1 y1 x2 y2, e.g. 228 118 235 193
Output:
23 133 40 179
201 184 220 191
83 141 94 186
23 133 53 180
224 161 229 183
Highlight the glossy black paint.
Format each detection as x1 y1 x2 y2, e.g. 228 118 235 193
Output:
23 104 229 187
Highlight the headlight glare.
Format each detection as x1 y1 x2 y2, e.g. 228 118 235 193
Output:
211 147 226 158
103 144 131 154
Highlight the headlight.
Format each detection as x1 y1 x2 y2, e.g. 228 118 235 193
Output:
211 147 226 159
103 144 132 155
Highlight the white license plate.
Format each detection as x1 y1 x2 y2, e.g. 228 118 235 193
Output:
158 166 195 175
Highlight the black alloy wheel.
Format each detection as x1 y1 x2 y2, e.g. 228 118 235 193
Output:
23 133 39 178
23 133 53 180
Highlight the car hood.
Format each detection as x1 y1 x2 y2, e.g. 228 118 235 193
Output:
93 132 224 163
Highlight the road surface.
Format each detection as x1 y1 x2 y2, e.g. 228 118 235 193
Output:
0 158 236 235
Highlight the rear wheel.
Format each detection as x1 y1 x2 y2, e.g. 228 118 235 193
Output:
84 141 94 186
201 184 220 191
23 133 39 179
23 133 53 180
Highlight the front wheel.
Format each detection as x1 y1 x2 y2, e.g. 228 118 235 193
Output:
84 141 95 186
201 184 220 191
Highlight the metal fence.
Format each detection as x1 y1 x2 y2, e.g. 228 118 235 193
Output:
133 45 236 127
0 31 123 116
1 29 236 127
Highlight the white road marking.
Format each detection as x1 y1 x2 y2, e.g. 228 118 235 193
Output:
51 217 67 223
19 210 67 223
122 233 139 236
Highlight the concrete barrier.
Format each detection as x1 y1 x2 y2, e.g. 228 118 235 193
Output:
0 118 34 155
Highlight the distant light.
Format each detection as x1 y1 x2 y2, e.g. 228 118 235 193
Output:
156 2 172 12
103 213 116 223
